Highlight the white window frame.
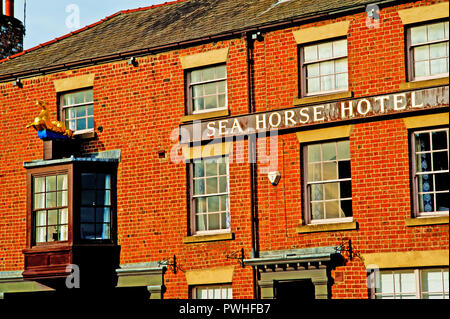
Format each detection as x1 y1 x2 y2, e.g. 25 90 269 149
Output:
407 20 449 82
187 64 228 115
369 268 449 299
411 127 449 217
303 140 353 225
301 38 349 97
60 89 94 135
192 284 233 299
190 156 231 236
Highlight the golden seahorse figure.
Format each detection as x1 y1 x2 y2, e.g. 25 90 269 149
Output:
26 100 74 138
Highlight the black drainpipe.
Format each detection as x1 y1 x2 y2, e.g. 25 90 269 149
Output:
245 31 260 299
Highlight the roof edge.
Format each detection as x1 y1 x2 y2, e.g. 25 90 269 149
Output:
0 0 187 65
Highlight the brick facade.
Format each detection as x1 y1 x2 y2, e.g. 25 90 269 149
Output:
0 0 448 299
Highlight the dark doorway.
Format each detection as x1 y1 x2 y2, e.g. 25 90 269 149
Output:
275 279 315 301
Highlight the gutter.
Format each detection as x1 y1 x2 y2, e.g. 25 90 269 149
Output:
0 0 402 83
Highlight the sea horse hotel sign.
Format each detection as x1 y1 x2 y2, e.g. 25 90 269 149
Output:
180 86 449 143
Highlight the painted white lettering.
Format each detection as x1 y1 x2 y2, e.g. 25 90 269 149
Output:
218 120 228 135
256 114 267 130
313 105 325 122
269 112 282 128
231 119 244 134
341 101 353 118
299 108 310 124
206 122 216 137
357 99 371 116
393 93 407 110
411 91 424 108
284 110 296 126
374 96 389 113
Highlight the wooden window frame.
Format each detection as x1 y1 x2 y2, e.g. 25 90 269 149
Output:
26 162 118 249
185 64 228 115
187 155 230 236
299 38 348 98
58 88 95 136
406 20 449 82
27 164 74 248
410 126 449 218
302 139 353 225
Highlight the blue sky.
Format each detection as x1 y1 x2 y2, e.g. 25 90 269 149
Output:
13 1 167 49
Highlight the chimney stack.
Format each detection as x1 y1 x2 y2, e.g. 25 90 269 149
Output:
5 0 14 17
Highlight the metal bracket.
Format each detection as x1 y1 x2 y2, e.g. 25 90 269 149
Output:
336 239 362 262
226 248 245 268
158 255 183 274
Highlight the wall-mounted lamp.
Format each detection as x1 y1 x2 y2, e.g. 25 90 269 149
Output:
251 31 264 42
12 78 22 88
128 56 138 67
268 171 281 186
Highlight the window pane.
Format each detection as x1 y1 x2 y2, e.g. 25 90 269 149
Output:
337 141 350 159
204 83 216 95
307 78 320 94
323 162 337 180
419 193 434 213
206 178 218 194
415 132 431 152
318 42 333 60
82 190 95 205
338 161 351 180
36 211 46 226
411 25 427 45
341 200 352 217
416 153 432 172
324 182 339 200
340 180 352 198
36 227 46 243
321 75 334 91
306 63 319 77
308 163 322 182
193 98 204 111
194 161 205 177
194 179 205 195
81 207 95 223
204 96 217 110
34 193 45 210
308 144 321 162
190 70 202 83
87 104 94 116
57 190 67 207
47 226 58 242
203 67 215 81
96 190 111 206
430 42 447 59
218 94 226 108
311 202 324 220
76 118 87 131
435 173 449 191
46 191 56 208
60 208 68 225
192 85 203 98
217 81 226 94
433 151 448 171
34 177 46 193
304 45 317 62
320 61 334 75
414 45 429 61
311 184 323 201
395 271 415 294
208 213 220 230
195 197 206 213
335 58 348 73
415 61 430 77
46 176 57 192
57 175 67 191
82 173 96 189
216 65 226 79
96 207 111 223
436 193 449 212
322 143 336 161
96 224 110 239
59 225 68 241
207 196 220 212
81 223 95 240
76 106 86 118
219 176 227 193
379 272 394 294
430 58 448 75
73 91 85 104
422 270 443 293
336 73 348 90
218 161 227 175
205 161 217 176
428 22 445 42
432 131 448 150
325 200 340 219
333 39 347 56
196 214 206 231
220 195 228 211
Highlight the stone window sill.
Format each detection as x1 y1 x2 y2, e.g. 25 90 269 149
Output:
293 91 353 106
296 221 358 234
73 131 96 140
182 232 234 244
180 109 230 123
405 215 449 227
398 77 449 91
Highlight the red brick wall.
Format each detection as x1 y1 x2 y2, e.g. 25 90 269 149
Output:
0 0 448 299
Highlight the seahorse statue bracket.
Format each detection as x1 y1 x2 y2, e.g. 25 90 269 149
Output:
26 100 74 140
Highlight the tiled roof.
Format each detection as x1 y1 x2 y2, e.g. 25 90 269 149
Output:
0 0 378 79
